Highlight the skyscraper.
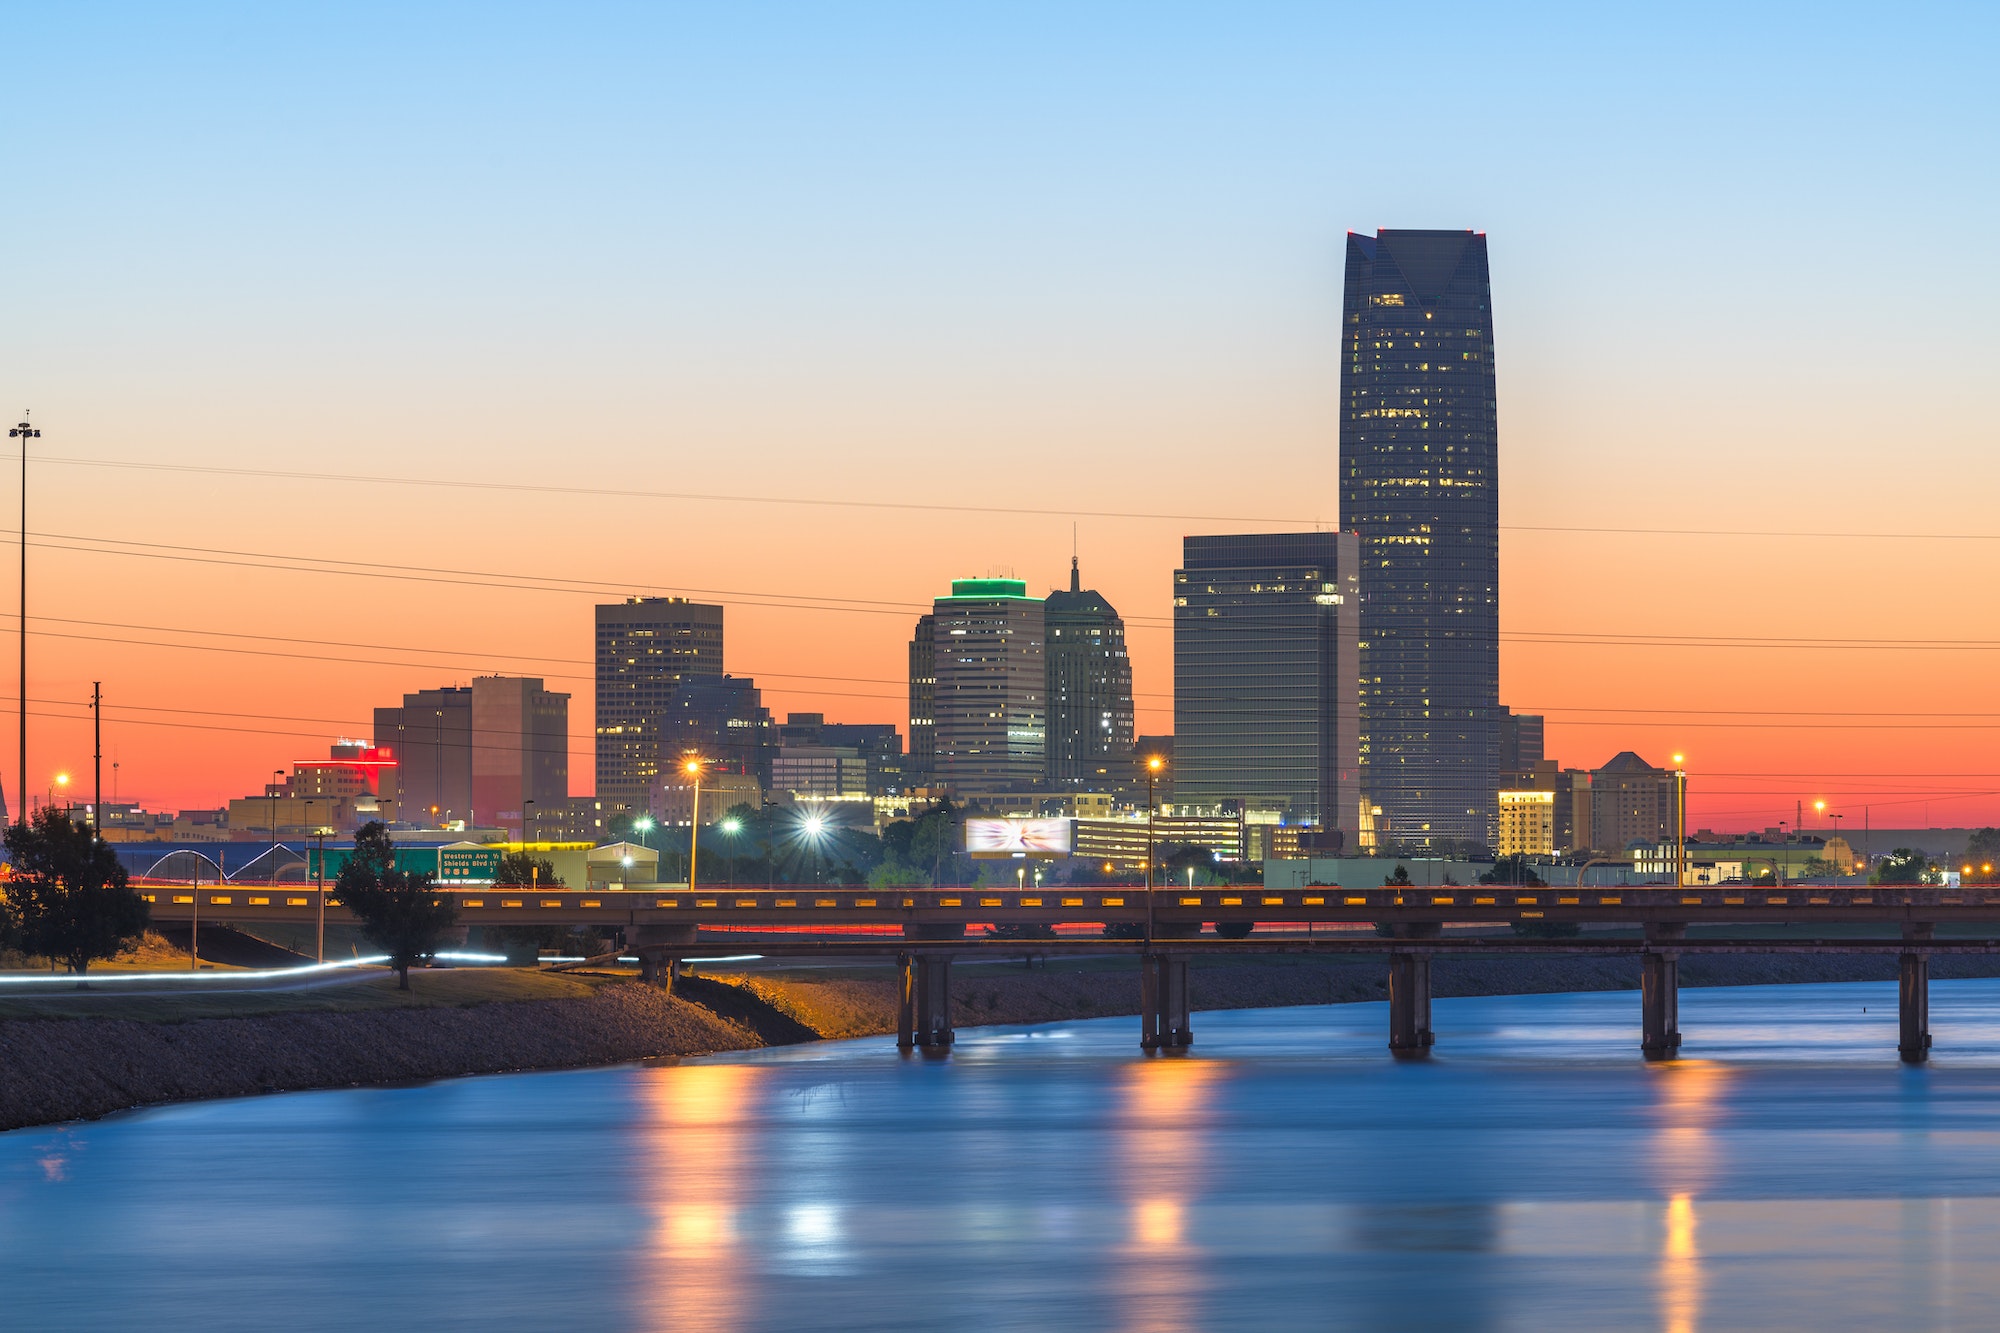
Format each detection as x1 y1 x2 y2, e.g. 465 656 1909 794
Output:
932 578 1044 797
665 675 774 786
595 597 723 813
374 686 473 825
1044 557 1135 792
470 676 570 838
1173 533 1359 838
906 613 936 785
1340 228 1500 848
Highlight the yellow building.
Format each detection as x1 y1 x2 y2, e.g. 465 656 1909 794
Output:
1496 789 1556 857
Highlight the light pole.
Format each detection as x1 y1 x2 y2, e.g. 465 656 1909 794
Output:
803 812 826 885
682 756 705 893
270 769 284 879
522 798 538 887
190 857 200 971
313 824 329 962
1144 755 1165 945
1672 754 1687 888
721 816 741 888
10 414 36 826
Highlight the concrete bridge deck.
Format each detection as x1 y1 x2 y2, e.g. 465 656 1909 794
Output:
135 881 1994 1064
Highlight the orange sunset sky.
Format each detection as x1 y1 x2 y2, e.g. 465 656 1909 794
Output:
7 7 1998 831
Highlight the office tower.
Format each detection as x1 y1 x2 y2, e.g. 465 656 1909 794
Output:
1341 228 1500 848
374 686 473 825
819 722 906 795
932 578 1045 797
907 614 936 785
595 597 724 813
666 676 775 786
471 676 570 839
1044 557 1136 793
1572 751 1678 855
1173 533 1360 839
1499 708 1544 780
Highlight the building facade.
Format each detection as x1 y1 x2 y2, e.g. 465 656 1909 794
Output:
374 686 473 825
1340 228 1501 849
595 597 724 814
1574 751 1679 855
470 676 570 839
1044 557 1136 794
666 675 775 786
932 579 1045 797
907 614 936 785
1172 533 1360 840
1495 788 1556 857
771 745 872 801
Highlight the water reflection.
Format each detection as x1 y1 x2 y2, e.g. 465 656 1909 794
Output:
633 1064 760 1333
1661 1192 1700 1333
1114 1058 1223 1333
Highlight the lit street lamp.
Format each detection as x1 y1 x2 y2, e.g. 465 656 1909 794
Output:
682 757 705 893
721 816 742 888
1672 754 1687 888
1144 755 1165 945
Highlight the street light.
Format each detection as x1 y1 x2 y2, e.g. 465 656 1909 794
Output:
720 815 742 888
801 811 827 885
621 854 633 889
1671 754 1687 889
682 757 705 893
1144 755 1165 945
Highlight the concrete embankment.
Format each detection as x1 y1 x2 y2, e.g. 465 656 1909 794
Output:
11 950 2000 1134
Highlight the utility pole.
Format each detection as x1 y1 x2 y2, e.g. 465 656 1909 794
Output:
9 414 37 826
91 682 102 839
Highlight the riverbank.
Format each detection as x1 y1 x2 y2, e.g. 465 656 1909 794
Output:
10 949 2000 1133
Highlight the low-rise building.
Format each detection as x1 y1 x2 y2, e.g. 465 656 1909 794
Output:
1496 789 1556 857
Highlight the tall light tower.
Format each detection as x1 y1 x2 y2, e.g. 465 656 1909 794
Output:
8 414 36 827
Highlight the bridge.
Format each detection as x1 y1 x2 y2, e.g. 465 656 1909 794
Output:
137 881 2000 1063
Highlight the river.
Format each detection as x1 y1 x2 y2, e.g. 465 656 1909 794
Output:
8 979 2000 1329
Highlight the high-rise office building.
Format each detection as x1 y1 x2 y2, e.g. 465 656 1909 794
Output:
595 597 723 813
1173 533 1360 839
907 614 936 785
470 676 570 839
1044 557 1135 793
666 675 774 785
374 686 473 825
1340 228 1500 848
932 578 1045 797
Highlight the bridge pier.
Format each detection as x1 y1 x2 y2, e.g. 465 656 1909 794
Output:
907 953 953 1050
1899 952 1931 1063
630 925 697 990
1387 953 1433 1056
1641 952 1681 1059
1140 953 1192 1051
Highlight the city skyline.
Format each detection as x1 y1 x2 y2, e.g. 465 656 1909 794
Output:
5 7 1998 829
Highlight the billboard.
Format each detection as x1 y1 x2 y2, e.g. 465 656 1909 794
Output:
964 818 1073 859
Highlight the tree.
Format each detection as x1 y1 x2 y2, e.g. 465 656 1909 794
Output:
1874 848 1933 886
1384 865 1413 887
332 821 458 989
493 851 563 888
4 809 149 975
1480 855 1545 888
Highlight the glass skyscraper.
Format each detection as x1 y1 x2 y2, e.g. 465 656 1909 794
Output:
1339 228 1500 848
595 597 724 813
1043 558 1135 793
1172 533 1359 837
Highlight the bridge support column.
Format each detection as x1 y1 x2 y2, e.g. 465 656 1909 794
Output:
912 954 953 1050
1641 952 1681 1060
1140 953 1192 1051
896 953 915 1050
1899 952 1931 1063
1388 953 1433 1056
636 952 676 992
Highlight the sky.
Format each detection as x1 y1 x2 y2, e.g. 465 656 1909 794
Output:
4 2 1998 830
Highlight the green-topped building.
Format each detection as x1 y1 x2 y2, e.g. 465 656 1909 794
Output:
927 577 1046 797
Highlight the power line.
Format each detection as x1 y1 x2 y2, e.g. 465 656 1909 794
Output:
40 454 2000 542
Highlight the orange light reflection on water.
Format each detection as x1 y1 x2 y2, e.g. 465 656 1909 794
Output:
1114 1058 1224 1333
633 1064 760 1333
1650 1060 1725 1333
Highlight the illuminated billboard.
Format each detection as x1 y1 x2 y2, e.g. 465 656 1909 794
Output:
964 817 1073 859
